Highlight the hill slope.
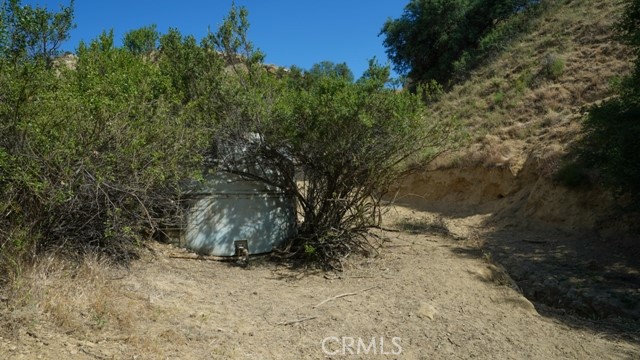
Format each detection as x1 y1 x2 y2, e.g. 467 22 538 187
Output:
393 0 640 321
396 0 633 233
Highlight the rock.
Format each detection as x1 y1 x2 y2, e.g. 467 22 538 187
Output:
417 302 437 320
508 295 539 316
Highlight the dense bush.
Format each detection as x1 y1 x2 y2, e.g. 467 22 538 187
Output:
0 1 458 276
187 6 459 269
0 1 214 280
213 67 455 267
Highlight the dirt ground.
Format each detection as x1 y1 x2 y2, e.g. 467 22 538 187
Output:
1 205 639 359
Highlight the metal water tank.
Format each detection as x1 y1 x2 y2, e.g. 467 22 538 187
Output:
184 171 296 256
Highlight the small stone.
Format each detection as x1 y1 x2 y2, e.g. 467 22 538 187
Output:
417 302 437 320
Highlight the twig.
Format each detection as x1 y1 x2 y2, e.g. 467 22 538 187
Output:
80 347 108 360
369 225 401 233
313 286 379 309
277 316 318 326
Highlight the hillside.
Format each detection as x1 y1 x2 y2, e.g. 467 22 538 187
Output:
396 0 633 232
393 0 640 322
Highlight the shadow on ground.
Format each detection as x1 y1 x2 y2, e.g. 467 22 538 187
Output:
470 223 639 344
392 199 640 345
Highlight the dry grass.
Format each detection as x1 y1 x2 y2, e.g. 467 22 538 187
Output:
430 0 632 171
1 254 150 340
532 143 567 179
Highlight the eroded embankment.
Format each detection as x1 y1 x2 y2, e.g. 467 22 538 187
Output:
391 158 640 321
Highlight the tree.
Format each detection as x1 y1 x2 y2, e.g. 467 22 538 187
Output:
357 57 391 86
0 1 459 275
123 24 159 55
308 60 354 82
0 0 75 64
380 0 535 87
208 6 457 268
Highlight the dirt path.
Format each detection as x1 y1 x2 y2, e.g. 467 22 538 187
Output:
1 206 639 359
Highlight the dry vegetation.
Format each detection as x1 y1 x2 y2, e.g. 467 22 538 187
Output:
429 0 632 173
1 256 148 337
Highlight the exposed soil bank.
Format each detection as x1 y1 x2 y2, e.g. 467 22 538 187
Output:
392 160 640 321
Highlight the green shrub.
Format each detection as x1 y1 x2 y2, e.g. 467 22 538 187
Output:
543 54 565 80
493 91 506 106
0 1 462 274
0 1 214 279
418 79 445 103
579 100 640 202
515 69 535 93
209 6 460 268
214 58 458 268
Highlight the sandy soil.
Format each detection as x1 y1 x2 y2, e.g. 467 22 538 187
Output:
1 205 639 359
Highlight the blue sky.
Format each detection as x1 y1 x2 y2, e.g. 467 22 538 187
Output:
22 0 406 79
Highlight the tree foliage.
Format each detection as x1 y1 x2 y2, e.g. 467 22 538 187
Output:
0 0 75 64
123 24 159 55
307 60 354 82
208 6 457 268
380 0 542 87
0 1 214 279
0 1 459 275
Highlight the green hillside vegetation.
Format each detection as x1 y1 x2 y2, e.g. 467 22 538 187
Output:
381 0 548 88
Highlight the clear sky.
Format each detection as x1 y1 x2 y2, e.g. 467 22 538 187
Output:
22 0 407 79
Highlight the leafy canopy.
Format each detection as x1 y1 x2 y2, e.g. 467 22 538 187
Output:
0 0 214 275
0 1 460 273
307 61 354 82
0 0 75 64
208 5 457 268
380 0 539 87
123 24 159 55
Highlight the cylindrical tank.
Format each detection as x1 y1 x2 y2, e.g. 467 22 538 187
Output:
184 171 296 256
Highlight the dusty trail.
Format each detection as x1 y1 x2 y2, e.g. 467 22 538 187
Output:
1 206 639 359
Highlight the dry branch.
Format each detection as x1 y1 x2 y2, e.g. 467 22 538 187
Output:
312 286 379 309
276 316 318 326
